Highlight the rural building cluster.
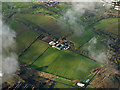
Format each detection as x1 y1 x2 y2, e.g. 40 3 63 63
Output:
35 0 59 7
112 1 120 10
49 40 73 50
43 1 59 7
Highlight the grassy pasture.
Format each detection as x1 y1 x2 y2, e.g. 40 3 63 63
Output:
16 29 39 54
33 47 101 80
67 28 106 49
3 2 105 82
19 40 49 65
55 77 75 85
94 18 119 35
14 13 71 38
18 40 101 80
53 83 74 88
7 20 39 54
3 2 106 50
32 48 59 67
80 38 107 54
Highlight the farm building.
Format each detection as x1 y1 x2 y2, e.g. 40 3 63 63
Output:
49 41 56 46
112 1 120 10
85 79 90 83
114 6 120 10
77 82 85 87
49 40 70 50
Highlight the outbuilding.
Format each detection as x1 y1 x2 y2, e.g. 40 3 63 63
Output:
77 82 85 87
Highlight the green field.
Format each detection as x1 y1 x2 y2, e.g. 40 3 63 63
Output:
7 20 39 54
94 18 119 35
53 83 74 88
3 2 107 50
11 13 107 50
19 39 101 80
67 28 106 49
55 77 75 85
32 46 101 80
13 13 72 38
19 40 49 65
3 2 116 88
80 38 107 54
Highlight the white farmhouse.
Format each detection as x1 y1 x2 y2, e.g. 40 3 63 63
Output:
77 82 85 87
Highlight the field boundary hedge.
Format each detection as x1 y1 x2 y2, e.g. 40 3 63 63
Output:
29 47 49 66
18 34 44 57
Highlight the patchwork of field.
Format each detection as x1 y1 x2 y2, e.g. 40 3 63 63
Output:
19 39 101 80
3 2 106 81
3 2 107 50
3 2 118 88
94 18 119 35
19 40 49 65
67 28 106 49
55 77 75 85
11 13 106 49
13 13 72 38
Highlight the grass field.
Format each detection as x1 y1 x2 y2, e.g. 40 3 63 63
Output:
32 47 101 80
7 20 40 54
3 2 107 50
67 28 106 49
11 13 106 50
19 39 101 80
3 2 108 85
94 18 119 35
55 77 75 85
14 13 72 38
19 40 49 65
80 38 107 54
53 83 74 88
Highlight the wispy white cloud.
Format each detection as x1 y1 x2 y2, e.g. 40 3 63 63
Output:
0 19 18 83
